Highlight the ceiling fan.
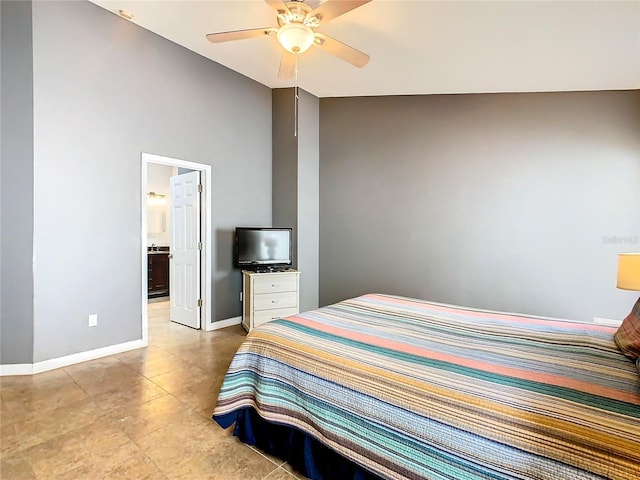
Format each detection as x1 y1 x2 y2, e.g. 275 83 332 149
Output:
206 0 371 80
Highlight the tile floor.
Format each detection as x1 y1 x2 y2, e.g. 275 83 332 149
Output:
1 301 308 479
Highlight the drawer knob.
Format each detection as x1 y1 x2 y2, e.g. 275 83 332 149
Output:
272 300 279 303
272 284 278 287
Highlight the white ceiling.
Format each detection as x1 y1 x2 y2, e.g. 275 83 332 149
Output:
90 0 640 98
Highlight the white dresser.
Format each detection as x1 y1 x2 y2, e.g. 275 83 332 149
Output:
242 270 300 332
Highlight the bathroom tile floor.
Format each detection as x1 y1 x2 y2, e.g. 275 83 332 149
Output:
0 301 308 479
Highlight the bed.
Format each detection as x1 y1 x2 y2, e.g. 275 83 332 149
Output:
213 294 640 480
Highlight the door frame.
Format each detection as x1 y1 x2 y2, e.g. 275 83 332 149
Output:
141 152 213 345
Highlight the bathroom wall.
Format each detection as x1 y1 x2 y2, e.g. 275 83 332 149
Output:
146 163 173 247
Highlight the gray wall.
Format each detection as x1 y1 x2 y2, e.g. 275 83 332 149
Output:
297 89 320 312
1 0 35 364
22 0 272 363
272 88 319 312
272 89 299 249
320 91 640 322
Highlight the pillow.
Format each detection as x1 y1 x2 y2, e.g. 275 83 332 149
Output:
614 297 640 359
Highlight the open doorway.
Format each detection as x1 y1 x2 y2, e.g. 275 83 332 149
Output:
141 152 213 346
146 162 172 301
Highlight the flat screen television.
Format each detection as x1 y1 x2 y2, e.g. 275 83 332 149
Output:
234 227 292 271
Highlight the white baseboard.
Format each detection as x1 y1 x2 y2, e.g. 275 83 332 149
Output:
593 317 623 327
208 316 242 331
2 318 242 376
0 364 33 376
0 339 146 376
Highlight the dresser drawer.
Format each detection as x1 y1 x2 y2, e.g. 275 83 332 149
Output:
253 307 298 328
253 292 297 311
253 274 297 294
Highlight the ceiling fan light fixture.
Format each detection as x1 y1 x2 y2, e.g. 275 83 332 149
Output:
277 23 314 54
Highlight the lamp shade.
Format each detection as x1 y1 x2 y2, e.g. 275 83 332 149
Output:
617 253 640 291
277 23 314 54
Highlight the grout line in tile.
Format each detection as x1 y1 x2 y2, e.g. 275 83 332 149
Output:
262 465 298 479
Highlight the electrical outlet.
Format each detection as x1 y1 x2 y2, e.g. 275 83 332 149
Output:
88 314 98 327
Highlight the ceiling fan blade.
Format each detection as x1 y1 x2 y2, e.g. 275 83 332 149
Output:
264 0 287 13
206 28 275 44
307 0 371 24
314 33 369 68
278 51 297 80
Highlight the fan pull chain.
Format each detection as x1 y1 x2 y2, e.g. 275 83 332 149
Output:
294 86 299 137
294 56 299 137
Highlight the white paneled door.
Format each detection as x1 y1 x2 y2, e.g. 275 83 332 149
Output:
169 171 201 329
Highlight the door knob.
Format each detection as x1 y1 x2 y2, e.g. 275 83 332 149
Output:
168 254 173 259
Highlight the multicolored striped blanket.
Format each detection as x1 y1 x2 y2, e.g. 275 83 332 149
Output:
213 294 640 480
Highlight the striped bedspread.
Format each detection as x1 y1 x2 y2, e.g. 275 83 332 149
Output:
213 294 640 480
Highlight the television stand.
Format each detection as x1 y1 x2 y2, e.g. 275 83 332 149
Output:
241 269 300 332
